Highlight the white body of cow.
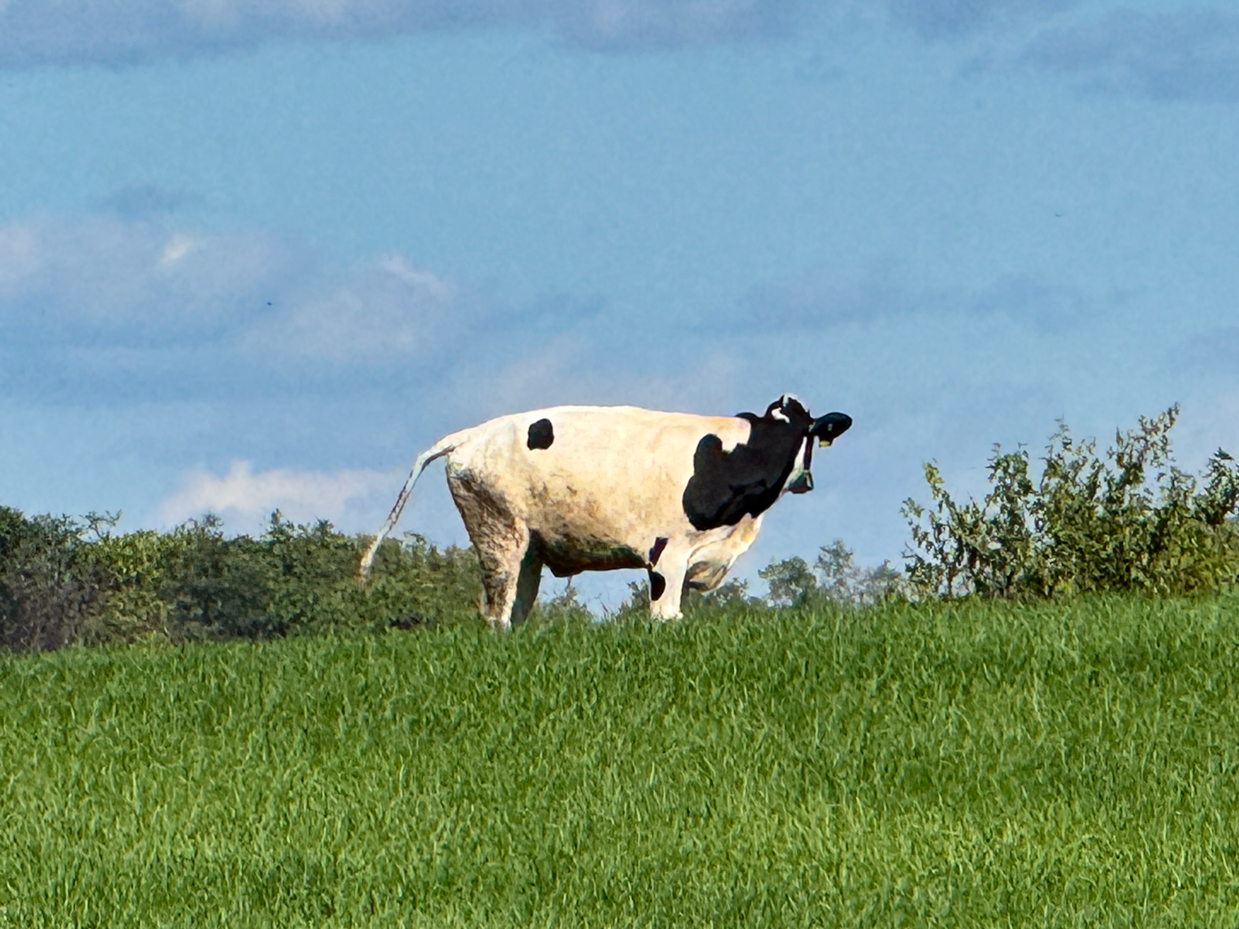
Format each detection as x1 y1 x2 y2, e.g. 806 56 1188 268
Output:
360 399 850 628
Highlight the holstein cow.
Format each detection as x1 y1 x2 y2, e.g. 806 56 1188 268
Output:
359 395 851 629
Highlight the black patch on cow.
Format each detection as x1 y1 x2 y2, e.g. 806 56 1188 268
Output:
527 418 554 450
682 403 813 531
649 570 667 601
648 537 668 567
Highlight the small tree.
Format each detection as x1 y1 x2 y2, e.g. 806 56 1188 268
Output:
759 556 817 607
757 543 903 609
815 540 906 606
902 406 1239 600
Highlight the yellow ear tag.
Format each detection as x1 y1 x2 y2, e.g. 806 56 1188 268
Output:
818 438 832 447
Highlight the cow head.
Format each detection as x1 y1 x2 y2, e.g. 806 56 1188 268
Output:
683 393 853 530
766 394 852 495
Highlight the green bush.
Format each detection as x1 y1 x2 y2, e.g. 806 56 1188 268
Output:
902 406 1239 599
350 527 482 630
0 508 113 651
159 516 280 640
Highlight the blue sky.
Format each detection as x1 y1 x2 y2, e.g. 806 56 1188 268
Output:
2 0 1238 606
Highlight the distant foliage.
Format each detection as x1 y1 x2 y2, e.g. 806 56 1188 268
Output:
758 556 816 607
902 406 1239 600
0 503 909 653
535 580 596 624
611 574 763 620
759 540 905 608
0 509 113 651
0 508 481 652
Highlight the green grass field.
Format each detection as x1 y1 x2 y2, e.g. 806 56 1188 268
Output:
4 596 1239 927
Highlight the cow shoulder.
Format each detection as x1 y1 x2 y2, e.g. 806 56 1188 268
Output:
681 413 804 531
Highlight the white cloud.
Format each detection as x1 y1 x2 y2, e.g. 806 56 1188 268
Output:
0 212 488 381
0 0 810 69
0 214 303 337
153 460 400 533
241 255 465 364
160 232 199 265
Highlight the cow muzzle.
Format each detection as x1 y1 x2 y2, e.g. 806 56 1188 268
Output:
786 470 814 494
810 412 853 448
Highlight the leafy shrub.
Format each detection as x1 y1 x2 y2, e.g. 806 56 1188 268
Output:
353 529 483 630
902 406 1239 599
159 516 275 640
78 517 183 646
0 508 113 651
159 515 484 639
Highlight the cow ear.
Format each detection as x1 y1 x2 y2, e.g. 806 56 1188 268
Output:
767 393 806 422
780 393 806 415
810 412 852 446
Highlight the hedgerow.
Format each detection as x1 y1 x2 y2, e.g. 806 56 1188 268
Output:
0 511 481 652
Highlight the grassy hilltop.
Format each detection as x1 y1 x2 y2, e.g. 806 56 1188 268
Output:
4 596 1239 927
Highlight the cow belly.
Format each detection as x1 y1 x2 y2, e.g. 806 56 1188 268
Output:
526 485 667 576
445 464 659 576
537 535 646 576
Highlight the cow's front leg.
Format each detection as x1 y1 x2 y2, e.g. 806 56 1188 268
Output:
648 551 689 620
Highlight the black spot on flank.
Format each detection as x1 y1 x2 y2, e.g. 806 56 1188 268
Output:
649 570 666 601
682 403 813 531
527 418 554 450
648 537 668 567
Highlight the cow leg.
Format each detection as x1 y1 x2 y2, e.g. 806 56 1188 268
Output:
447 472 543 631
648 550 689 621
474 531 544 631
509 545 543 626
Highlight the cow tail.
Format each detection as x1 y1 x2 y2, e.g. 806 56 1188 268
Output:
358 429 468 579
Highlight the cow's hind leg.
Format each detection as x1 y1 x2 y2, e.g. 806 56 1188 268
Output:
509 545 543 626
474 528 542 631
448 473 542 631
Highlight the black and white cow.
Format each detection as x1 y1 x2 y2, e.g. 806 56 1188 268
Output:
360 394 851 628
